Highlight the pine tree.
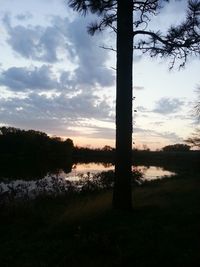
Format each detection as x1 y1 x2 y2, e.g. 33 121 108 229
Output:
68 0 200 210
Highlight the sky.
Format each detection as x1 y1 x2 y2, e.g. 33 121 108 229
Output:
0 0 199 150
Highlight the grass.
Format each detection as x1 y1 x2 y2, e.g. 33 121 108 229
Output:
0 173 200 267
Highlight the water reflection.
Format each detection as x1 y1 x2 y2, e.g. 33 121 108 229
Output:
68 163 175 181
0 162 176 203
65 162 114 181
0 158 72 181
0 161 176 182
135 166 176 181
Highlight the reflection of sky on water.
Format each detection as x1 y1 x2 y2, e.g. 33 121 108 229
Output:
0 163 176 198
135 166 176 181
54 163 175 181
64 162 114 181
72 162 113 171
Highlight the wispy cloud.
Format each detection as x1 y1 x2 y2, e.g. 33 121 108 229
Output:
133 86 144 91
134 126 182 143
15 12 33 21
153 97 184 114
0 91 113 135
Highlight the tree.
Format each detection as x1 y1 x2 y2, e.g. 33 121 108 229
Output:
162 143 191 152
185 87 200 148
0 126 74 159
102 145 114 151
68 0 200 210
194 87 200 118
185 128 200 148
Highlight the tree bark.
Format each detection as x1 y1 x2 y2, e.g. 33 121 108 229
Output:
112 0 133 210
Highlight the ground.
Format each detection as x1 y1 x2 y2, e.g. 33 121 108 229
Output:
0 171 200 267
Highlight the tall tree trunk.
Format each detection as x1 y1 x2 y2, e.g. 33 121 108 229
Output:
112 0 133 210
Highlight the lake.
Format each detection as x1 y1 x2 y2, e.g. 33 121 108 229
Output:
67 163 175 181
0 162 176 200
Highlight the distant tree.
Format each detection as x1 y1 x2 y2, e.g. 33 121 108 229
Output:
194 87 200 119
65 138 74 147
162 143 191 152
142 144 150 151
68 0 200 210
102 145 114 151
51 136 63 142
185 128 200 148
185 87 200 148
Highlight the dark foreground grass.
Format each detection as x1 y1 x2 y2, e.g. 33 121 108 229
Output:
0 173 200 267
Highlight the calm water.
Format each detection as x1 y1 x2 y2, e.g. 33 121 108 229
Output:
63 163 175 181
0 162 176 199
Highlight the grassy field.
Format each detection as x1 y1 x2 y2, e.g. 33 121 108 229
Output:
0 172 200 267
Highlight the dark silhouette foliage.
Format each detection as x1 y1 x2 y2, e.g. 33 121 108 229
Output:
185 128 200 148
0 126 74 160
162 143 191 152
73 146 114 161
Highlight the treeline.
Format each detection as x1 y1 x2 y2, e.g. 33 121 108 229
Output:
73 144 200 173
73 145 115 162
0 127 74 162
162 144 191 152
73 143 194 161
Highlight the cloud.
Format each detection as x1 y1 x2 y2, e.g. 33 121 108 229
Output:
153 97 184 114
60 16 115 87
3 14 68 63
0 65 58 91
15 12 33 21
0 63 112 93
88 127 115 140
159 131 182 143
173 114 193 121
133 86 144 90
0 91 113 136
136 106 148 112
2 14 115 88
150 121 165 126
133 126 182 144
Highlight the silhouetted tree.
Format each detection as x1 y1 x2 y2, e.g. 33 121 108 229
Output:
162 143 191 152
0 126 74 159
194 87 200 118
102 145 114 151
185 128 200 148
68 0 200 210
185 87 200 148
